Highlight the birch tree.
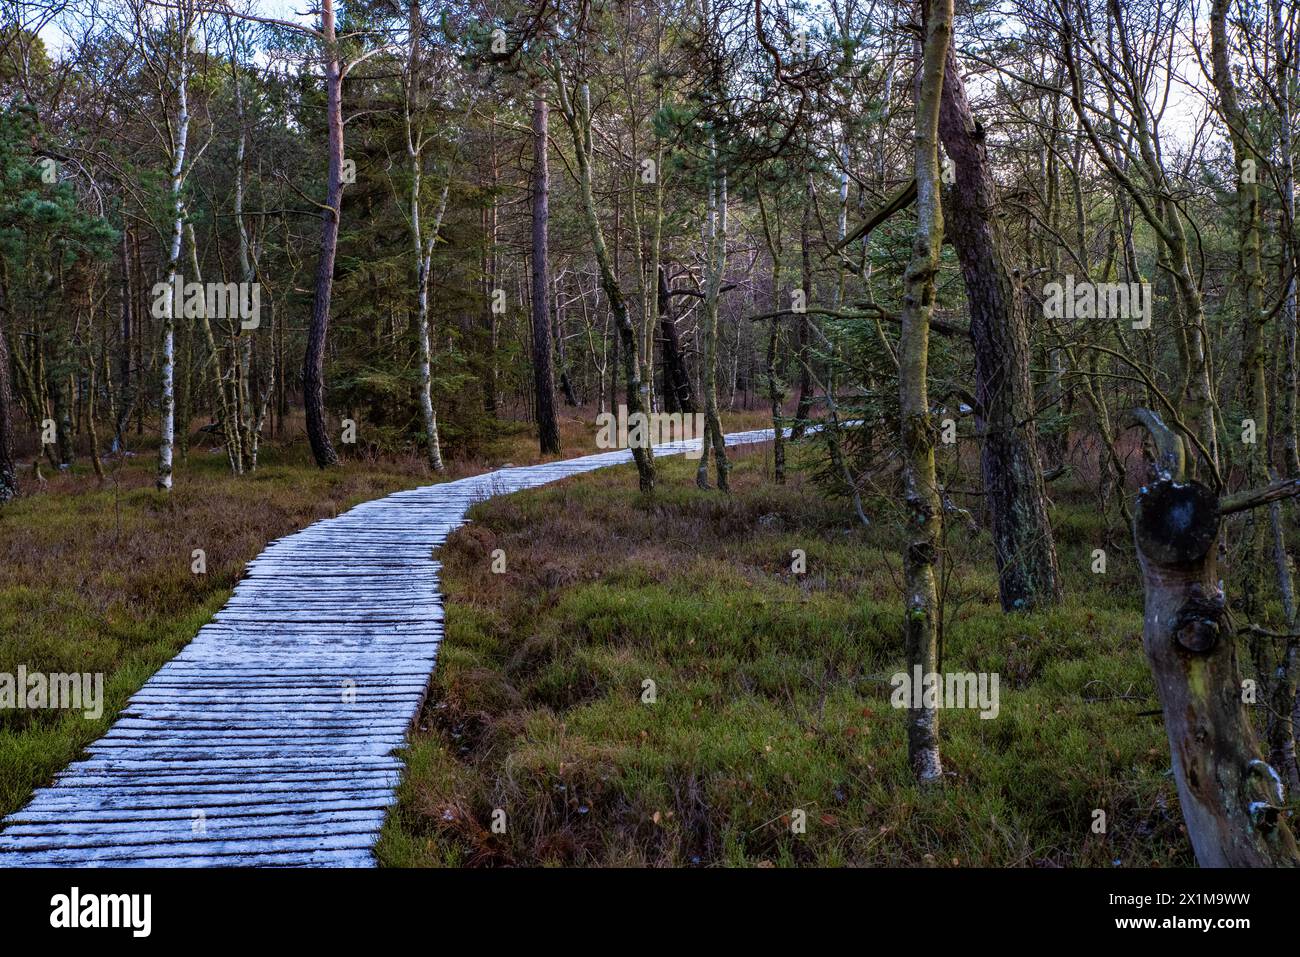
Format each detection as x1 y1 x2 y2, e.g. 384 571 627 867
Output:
898 0 952 785
404 0 452 471
151 1 193 492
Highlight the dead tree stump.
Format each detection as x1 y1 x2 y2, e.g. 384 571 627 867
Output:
1135 475 1300 866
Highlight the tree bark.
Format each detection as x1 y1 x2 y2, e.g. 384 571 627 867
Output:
304 0 343 468
657 267 695 414
1129 417 1300 866
186 223 240 476
156 9 190 491
1209 0 1265 487
756 185 785 483
483 120 500 416
791 171 814 437
553 281 578 407
406 0 446 472
1275 0 1300 478
531 92 560 455
937 37 1060 612
230 37 258 473
696 142 729 491
898 0 952 785
112 229 133 452
1208 0 1290 771
0 280 16 502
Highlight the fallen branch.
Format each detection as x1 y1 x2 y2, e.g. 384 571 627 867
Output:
1219 478 1300 516
833 177 917 251
1239 624 1300 641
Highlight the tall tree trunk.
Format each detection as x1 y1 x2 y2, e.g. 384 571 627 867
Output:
407 0 445 472
1208 0 1265 475
937 37 1061 612
188 224 240 475
1271 0 1300 788
85 348 104 481
756 185 785 483
0 280 16 502
412 189 446 473
483 118 500 417
531 92 560 455
898 0 952 785
553 279 578 406
304 0 343 468
231 35 258 473
554 74 654 491
156 17 189 491
645 87 667 416
697 142 729 491
791 171 814 437
1209 0 1289 769
46 346 74 468
133 233 144 438
113 229 133 452
1276 0 1300 478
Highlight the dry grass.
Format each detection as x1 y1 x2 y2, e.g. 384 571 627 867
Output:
0 432 444 816
0 405 781 821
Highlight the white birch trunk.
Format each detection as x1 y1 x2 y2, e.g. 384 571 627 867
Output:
157 12 191 492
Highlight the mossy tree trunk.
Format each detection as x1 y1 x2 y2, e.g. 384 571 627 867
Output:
552 72 654 492
897 0 953 785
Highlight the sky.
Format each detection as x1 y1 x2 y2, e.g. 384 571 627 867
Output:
29 0 1212 148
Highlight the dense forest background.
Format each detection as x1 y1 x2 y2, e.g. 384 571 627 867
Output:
4 0 1300 866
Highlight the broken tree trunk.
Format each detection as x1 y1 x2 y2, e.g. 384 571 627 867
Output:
1132 408 1300 867
657 267 695 415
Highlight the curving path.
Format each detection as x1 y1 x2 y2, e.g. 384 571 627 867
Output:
0 428 778 867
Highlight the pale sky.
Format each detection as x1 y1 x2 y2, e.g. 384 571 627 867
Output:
31 0 1212 149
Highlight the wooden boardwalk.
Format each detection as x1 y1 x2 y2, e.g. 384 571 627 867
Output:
0 428 778 867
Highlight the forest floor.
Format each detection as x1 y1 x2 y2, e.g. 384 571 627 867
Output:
374 441 1195 868
2 410 1195 867
0 405 771 821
